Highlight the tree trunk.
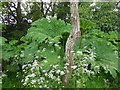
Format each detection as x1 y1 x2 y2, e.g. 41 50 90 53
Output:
63 0 80 84
16 0 22 30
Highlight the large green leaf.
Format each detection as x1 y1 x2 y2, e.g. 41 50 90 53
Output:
22 18 71 43
21 42 38 63
92 40 118 78
39 49 61 70
38 41 62 70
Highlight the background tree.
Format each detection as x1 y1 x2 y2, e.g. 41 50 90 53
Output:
55 2 70 22
2 1 31 40
79 2 118 32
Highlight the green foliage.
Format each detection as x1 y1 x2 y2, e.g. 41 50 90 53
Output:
19 18 71 70
0 23 4 31
2 17 70 72
79 2 118 32
2 17 119 88
80 29 119 78
21 60 65 88
80 18 95 34
54 2 70 22
93 2 118 31
92 41 118 78
79 2 92 20
29 2 43 21
85 76 107 88
71 48 108 88
21 18 71 43
2 1 119 88
1 37 18 61
81 29 118 48
0 36 7 45
71 17 118 87
2 72 23 88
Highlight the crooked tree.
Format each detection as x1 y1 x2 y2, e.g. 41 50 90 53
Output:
63 0 81 84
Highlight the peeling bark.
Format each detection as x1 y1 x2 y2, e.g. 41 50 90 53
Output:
63 0 80 84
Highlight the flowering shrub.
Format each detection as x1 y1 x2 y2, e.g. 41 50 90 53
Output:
70 42 118 88
21 60 66 88
70 48 97 88
21 47 107 88
20 48 102 88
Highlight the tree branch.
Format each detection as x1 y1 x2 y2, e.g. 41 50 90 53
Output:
44 2 52 17
9 2 17 10
7 2 17 20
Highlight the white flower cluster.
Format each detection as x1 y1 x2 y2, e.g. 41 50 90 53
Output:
54 44 59 47
37 50 40 53
72 48 97 86
22 62 64 88
76 51 82 55
20 51 24 58
76 49 96 61
54 43 61 49
71 65 77 69
22 60 40 87
84 68 95 75
38 64 65 88
42 48 46 52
